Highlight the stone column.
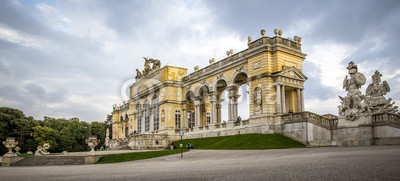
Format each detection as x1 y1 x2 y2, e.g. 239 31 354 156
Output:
275 83 282 114
182 103 188 128
122 122 126 138
301 89 305 112
297 88 301 112
217 102 222 124
141 113 145 133
281 85 286 114
210 92 217 125
149 108 154 132
194 99 201 128
227 87 238 122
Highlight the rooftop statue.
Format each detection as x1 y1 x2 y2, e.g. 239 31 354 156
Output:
135 57 162 79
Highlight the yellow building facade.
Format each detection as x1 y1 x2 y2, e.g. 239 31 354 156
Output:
111 29 307 149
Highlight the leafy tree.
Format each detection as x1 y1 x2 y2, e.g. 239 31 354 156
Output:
31 126 60 152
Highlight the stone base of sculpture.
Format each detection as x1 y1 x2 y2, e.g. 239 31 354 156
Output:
84 155 102 164
336 116 374 146
2 156 23 167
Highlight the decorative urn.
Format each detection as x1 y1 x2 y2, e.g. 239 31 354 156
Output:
86 135 99 155
3 137 18 157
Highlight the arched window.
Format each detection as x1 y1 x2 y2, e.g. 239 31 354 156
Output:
136 104 141 133
144 102 150 132
175 110 181 129
153 98 159 131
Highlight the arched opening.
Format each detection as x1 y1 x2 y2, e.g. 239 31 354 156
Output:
185 91 195 128
215 79 228 124
153 98 159 131
144 101 150 132
125 114 129 137
232 72 249 121
198 85 210 127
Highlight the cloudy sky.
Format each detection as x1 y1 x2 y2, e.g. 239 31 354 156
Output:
0 0 399 122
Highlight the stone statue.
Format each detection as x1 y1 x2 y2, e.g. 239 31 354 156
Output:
338 61 367 121
105 128 110 147
2 137 18 157
150 58 161 69
143 57 152 75
35 146 44 156
339 62 398 121
365 70 398 113
135 69 142 79
254 88 262 114
42 143 50 155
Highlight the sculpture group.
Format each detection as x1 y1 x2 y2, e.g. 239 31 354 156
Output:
339 61 398 121
136 57 161 79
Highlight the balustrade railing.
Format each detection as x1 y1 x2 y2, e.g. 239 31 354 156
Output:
282 111 338 129
372 113 400 126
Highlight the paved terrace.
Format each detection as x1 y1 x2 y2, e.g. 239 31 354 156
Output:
1 146 399 180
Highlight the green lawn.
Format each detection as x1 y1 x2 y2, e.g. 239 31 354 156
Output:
176 134 305 149
96 149 189 164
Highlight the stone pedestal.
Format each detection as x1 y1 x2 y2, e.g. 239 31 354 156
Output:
2 156 23 167
84 155 102 164
336 115 374 146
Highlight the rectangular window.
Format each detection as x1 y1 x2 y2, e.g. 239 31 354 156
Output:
207 112 211 125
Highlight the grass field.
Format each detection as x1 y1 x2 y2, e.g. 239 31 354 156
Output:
96 149 189 164
175 134 305 149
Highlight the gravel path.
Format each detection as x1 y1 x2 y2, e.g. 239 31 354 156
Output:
1 146 399 180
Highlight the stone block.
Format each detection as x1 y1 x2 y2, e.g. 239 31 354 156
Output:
2 156 23 167
85 155 102 164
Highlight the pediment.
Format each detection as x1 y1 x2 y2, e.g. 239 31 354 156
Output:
276 66 308 81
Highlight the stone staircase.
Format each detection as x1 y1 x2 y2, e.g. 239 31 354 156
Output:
11 156 85 166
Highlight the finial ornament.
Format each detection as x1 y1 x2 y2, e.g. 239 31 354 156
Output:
248 36 252 43
278 29 283 37
261 29 265 37
194 65 199 71
274 29 279 36
209 58 215 64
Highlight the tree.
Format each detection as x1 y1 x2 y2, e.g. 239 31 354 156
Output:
31 126 60 152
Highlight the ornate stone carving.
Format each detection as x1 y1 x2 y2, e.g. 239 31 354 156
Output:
135 57 162 79
365 70 398 113
209 58 215 64
105 128 110 147
42 143 50 155
338 61 367 121
254 87 262 114
248 36 252 44
261 29 265 37
194 65 199 71
135 69 142 79
86 136 99 156
35 146 44 156
338 62 398 121
2 137 18 157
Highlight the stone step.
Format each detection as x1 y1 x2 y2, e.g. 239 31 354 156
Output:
12 156 86 166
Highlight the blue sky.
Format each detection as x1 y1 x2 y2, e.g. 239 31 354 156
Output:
0 0 399 122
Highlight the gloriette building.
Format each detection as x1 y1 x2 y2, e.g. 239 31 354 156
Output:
110 29 400 149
